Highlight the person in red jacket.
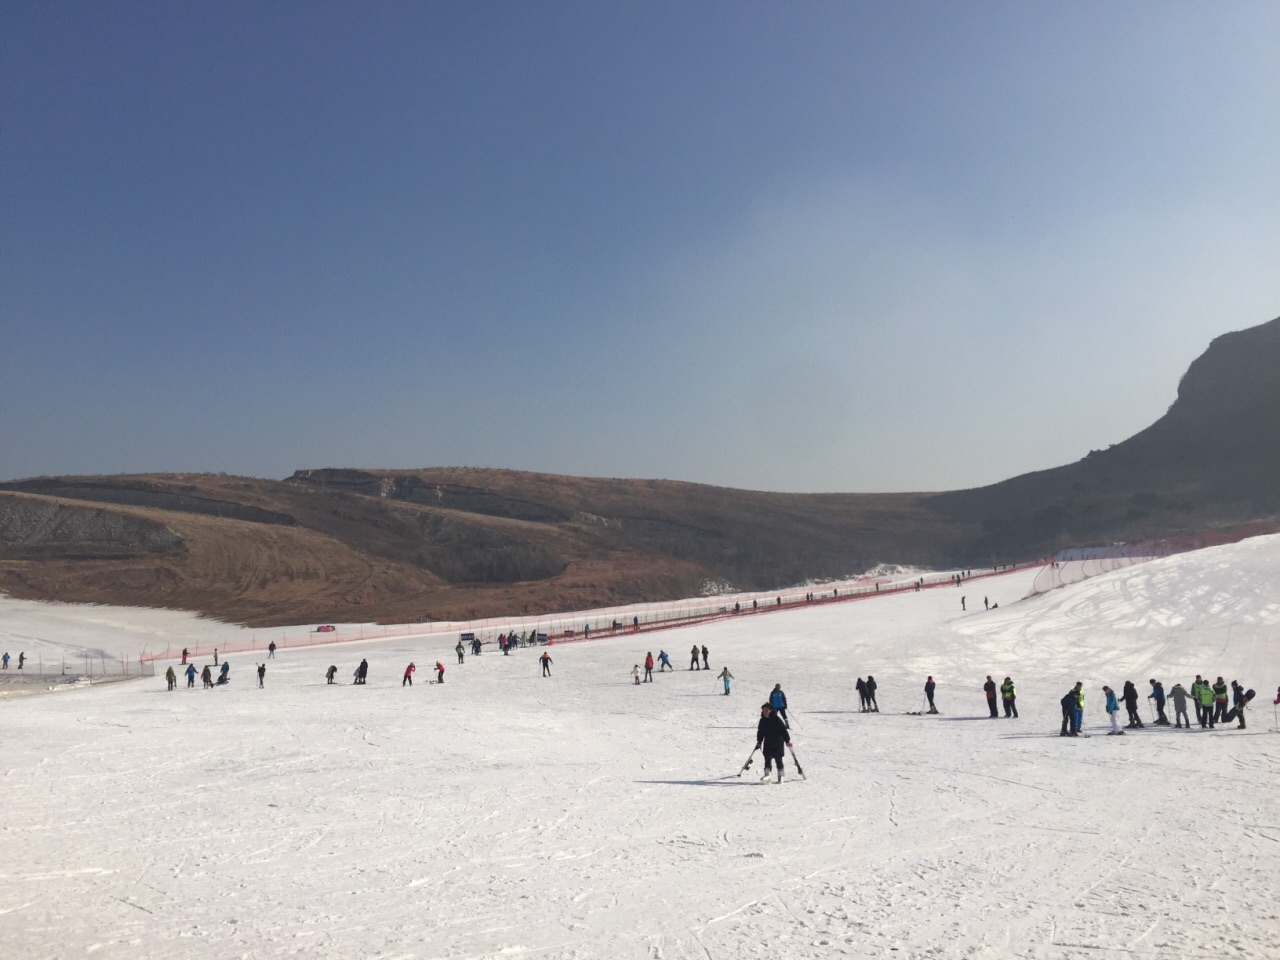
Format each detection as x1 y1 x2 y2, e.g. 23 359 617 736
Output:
402 662 415 687
644 652 654 683
435 661 445 683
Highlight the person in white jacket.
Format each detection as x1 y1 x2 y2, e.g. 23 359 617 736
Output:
631 664 642 686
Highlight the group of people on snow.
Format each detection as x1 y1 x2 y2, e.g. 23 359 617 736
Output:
1 651 25 670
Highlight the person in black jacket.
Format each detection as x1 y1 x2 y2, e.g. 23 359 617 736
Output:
865 675 879 712
924 676 937 714
855 677 868 712
984 676 999 717
1060 684 1081 736
755 702 792 783
1121 681 1143 728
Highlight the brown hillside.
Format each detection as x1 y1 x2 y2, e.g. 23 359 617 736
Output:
2 315 1277 626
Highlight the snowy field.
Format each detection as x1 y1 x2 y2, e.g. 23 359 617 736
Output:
2 537 1278 960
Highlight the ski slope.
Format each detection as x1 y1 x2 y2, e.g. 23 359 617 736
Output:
2 537 1278 959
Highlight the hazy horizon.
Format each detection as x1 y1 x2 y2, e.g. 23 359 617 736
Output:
4 3 1278 493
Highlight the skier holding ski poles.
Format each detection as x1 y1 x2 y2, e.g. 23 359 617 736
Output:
755 702 792 783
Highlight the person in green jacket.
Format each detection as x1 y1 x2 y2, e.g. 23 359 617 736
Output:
1195 678 1216 729
1212 677 1229 724
1000 677 1018 718
1190 676 1206 726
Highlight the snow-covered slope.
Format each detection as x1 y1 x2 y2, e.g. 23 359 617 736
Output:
2 537 1278 959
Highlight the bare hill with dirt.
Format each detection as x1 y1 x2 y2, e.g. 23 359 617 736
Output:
2 316 1277 626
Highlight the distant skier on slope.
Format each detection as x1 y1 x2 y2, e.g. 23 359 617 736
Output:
1001 677 1018 718
1167 682 1191 728
924 676 937 714
856 677 869 713
354 659 369 685
1121 681 1143 728
185 663 197 688
657 650 671 672
540 652 552 677
403 663 415 687
865 675 879 712
1103 685 1123 735
644 652 654 683
456 641 465 664
325 665 337 685
257 663 266 688
1060 684 1079 736
755 702 792 783
435 661 445 683
1148 680 1169 725
769 684 790 727
165 666 176 691
202 665 213 689
717 666 734 695
632 664 642 685
984 676 999 718
701 645 710 670
690 645 700 670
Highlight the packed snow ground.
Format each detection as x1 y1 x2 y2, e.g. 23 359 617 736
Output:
2 537 1279 959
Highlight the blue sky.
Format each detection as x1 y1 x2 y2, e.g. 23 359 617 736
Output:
3 2 1278 492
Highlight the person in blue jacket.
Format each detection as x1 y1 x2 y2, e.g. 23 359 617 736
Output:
185 663 197 688
769 684 789 728
1104 685 1123 735
657 651 672 672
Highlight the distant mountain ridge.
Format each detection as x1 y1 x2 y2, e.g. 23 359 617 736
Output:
2 315 1277 626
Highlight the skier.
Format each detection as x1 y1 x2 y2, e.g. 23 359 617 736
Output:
1148 679 1169 725
1059 684 1080 736
631 664 642 685
984 597 989 611
354 659 369 685
435 661 445 683
165 666 176 691
456 641 465 664
657 650 671 672
257 663 266 688
217 661 230 685
18 652 24 670
984 676 999 718
1167 682 1191 728
961 596 966 611
755 702 792 783
540 651 552 677
185 662 197 688
181 648 188 665
856 677 869 713
201 665 213 689
1190 676 1206 726
1121 681 1143 728
472 637 482 656
701 645 709 670
1001 677 1018 718
1196 679 1215 728
924 676 937 713
1 652 8 669
690 645 700 670
402 662 415 687
865 675 879 712
1103 685 1123 735
325 665 337 685
644 652 654 683
769 684 790 727
717 666 734 695
268 641 277 659
1074 683 1085 732
1212 677 1229 725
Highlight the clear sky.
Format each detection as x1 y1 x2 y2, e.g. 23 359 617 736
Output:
3 2 1278 493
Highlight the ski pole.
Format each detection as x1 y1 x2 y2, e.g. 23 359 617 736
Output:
786 744 806 779
736 746 759 777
